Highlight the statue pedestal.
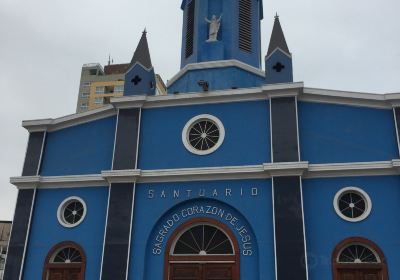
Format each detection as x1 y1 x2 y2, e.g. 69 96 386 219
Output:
200 41 224 62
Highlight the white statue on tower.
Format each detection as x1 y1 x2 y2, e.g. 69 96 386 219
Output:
205 14 222 42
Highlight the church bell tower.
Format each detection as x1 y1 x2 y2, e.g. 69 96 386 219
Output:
180 0 264 69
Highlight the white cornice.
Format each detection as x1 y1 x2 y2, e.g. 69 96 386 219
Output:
11 160 400 189
21 84 400 132
265 47 292 61
22 105 116 132
167 59 265 87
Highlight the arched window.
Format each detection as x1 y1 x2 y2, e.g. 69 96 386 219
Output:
43 241 86 280
165 218 239 280
332 237 388 280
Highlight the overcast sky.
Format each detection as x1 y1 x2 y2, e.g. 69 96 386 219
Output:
0 0 399 220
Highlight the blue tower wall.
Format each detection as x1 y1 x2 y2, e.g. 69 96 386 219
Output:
40 116 117 176
265 50 293 84
180 0 262 69
298 102 398 163
22 186 109 279
167 66 265 93
138 101 271 170
303 176 400 279
128 179 275 280
124 64 156 96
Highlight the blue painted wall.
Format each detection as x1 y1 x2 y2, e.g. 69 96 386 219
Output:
40 116 117 176
23 186 109 280
298 102 398 163
180 0 262 69
128 179 274 280
303 176 400 279
265 50 293 84
167 66 265 93
138 101 271 169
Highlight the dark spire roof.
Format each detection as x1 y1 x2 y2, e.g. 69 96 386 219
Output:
130 29 153 69
267 14 290 57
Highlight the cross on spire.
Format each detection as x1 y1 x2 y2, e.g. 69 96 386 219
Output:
273 62 285 72
131 75 142 85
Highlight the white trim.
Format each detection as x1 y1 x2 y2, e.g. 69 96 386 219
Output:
299 178 309 280
125 183 135 280
333 187 372 222
36 131 46 175
182 114 225 156
125 62 154 75
265 47 292 61
135 109 142 169
18 188 36 280
10 160 400 189
99 185 111 280
167 60 265 87
57 196 87 228
393 108 400 158
22 105 116 132
295 96 301 161
111 108 120 171
269 98 274 163
271 178 278 280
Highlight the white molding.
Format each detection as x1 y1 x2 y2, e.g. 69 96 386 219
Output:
57 196 87 228
125 61 154 75
393 108 400 157
264 47 292 61
181 114 225 156
271 179 278 280
167 60 265 87
299 178 309 280
10 160 400 189
99 185 111 279
22 105 116 132
333 187 372 223
301 88 392 109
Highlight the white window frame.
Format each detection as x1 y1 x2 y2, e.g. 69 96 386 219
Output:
95 86 105 94
182 114 225 156
333 187 372 222
57 196 87 228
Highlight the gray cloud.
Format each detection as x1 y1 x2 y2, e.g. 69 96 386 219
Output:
0 0 399 219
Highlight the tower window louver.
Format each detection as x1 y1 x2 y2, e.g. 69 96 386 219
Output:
185 0 195 58
239 0 252 53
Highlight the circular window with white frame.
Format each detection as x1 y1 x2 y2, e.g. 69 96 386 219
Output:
57 197 87 228
333 187 372 222
182 114 225 155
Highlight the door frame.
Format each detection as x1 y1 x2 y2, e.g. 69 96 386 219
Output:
332 237 388 280
42 241 86 280
163 217 240 280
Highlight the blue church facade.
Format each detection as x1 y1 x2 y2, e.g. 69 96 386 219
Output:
4 1 400 280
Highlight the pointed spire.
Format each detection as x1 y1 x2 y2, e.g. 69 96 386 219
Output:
267 15 290 57
130 29 153 69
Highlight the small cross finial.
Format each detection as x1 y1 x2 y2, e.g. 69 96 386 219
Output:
143 28 147 34
275 12 279 19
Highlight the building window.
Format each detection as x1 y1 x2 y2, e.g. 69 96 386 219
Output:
95 86 105 94
81 92 89 98
238 0 252 52
44 241 86 280
182 114 225 155
80 103 88 110
333 187 372 222
57 197 87 228
333 237 388 280
82 82 91 87
114 85 124 93
94 97 104 105
185 0 195 58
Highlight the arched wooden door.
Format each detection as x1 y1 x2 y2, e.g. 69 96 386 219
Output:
43 241 86 280
332 237 388 280
164 218 240 280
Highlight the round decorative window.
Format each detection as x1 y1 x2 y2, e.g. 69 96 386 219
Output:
182 114 225 155
333 187 372 222
337 243 380 263
57 197 87 228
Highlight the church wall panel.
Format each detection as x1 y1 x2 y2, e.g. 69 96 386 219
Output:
40 116 117 176
138 100 271 170
22 187 109 280
128 179 274 280
302 176 400 279
298 101 398 164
